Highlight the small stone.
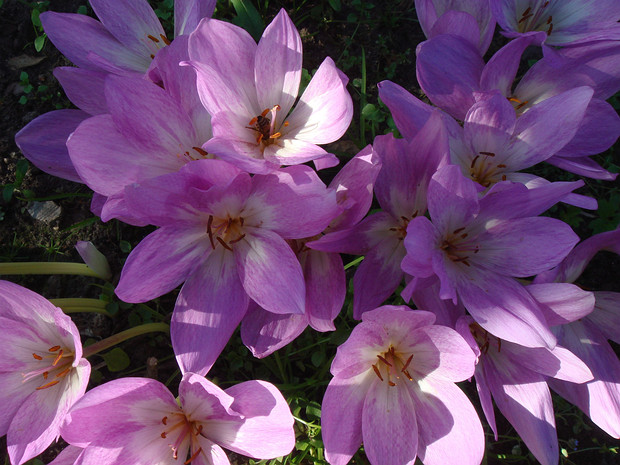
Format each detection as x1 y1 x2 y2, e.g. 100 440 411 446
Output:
27 201 61 223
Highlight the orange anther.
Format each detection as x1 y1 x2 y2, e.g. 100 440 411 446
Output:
32 353 43 360
185 447 203 464
52 349 64 366
162 416 168 425
36 379 61 390
147 34 160 43
161 34 171 45
372 364 384 381
55 367 71 378
48 345 61 352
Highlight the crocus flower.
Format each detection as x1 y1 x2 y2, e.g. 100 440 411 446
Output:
0 280 90 465
60 373 295 465
535 227 620 438
40 0 216 77
490 0 620 46
415 33 620 179
457 300 593 465
401 165 582 348
322 305 484 465
114 159 339 375
187 9 353 173
67 36 213 224
309 111 449 318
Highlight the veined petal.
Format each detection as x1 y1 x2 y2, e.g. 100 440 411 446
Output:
411 378 484 465
188 18 257 115
241 303 308 358
234 228 305 315
304 250 345 331
41 11 149 74
115 226 210 303
589 291 620 344
322 371 375 465
362 378 419 465
255 9 302 121
54 67 107 115
429 10 481 52
89 0 165 57
216 380 295 458
416 34 483 120
15 109 87 183
172 250 249 376
285 57 353 144
174 0 216 37
527 283 595 325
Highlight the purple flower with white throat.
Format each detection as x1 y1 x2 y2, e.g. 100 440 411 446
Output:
187 9 353 173
322 305 484 465
114 159 339 375
401 165 582 349
0 280 90 465
60 373 295 465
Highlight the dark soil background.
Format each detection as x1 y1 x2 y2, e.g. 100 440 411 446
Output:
0 0 619 464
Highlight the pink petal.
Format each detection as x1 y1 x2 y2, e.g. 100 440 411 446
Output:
304 249 345 331
172 250 249 375
285 57 353 144
174 0 216 37
54 67 107 115
255 9 302 121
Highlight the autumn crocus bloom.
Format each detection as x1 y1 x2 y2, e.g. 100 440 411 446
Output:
0 280 90 465
114 159 339 375
535 228 620 438
402 165 582 348
490 0 620 46
322 306 484 465
456 299 593 465
308 112 449 318
187 9 353 173
60 373 295 465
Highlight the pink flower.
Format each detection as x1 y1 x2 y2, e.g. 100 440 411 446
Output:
187 9 353 173
322 305 484 465
0 280 90 465
60 373 295 465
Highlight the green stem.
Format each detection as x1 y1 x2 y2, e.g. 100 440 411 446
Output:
50 298 113 317
0 262 100 277
83 322 169 358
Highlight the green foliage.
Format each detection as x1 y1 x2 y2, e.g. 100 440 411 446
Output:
230 0 265 41
101 347 131 372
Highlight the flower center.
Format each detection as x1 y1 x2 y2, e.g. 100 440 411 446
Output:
247 105 289 148
146 33 171 59
440 226 480 267
516 2 554 35
178 146 212 163
468 151 508 187
25 345 75 390
371 346 414 387
160 412 204 464
388 212 418 240
206 214 246 251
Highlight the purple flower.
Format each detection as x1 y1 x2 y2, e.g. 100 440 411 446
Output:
67 37 213 224
60 373 295 464
40 0 215 76
309 112 449 318
0 280 90 465
401 165 582 348
114 159 339 374
322 305 484 465
187 9 353 173
535 228 620 437
490 0 620 46
457 306 593 465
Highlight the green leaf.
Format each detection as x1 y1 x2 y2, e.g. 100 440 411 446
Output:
2 185 14 203
20 71 28 82
230 0 265 41
76 5 87 14
31 8 42 28
34 34 46 52
119 240 132 253
18 95 28 104
305 400 322 419
15 158 29 183
311 350 325 368
101 347 131 372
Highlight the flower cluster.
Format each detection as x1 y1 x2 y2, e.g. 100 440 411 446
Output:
5 0 620 464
